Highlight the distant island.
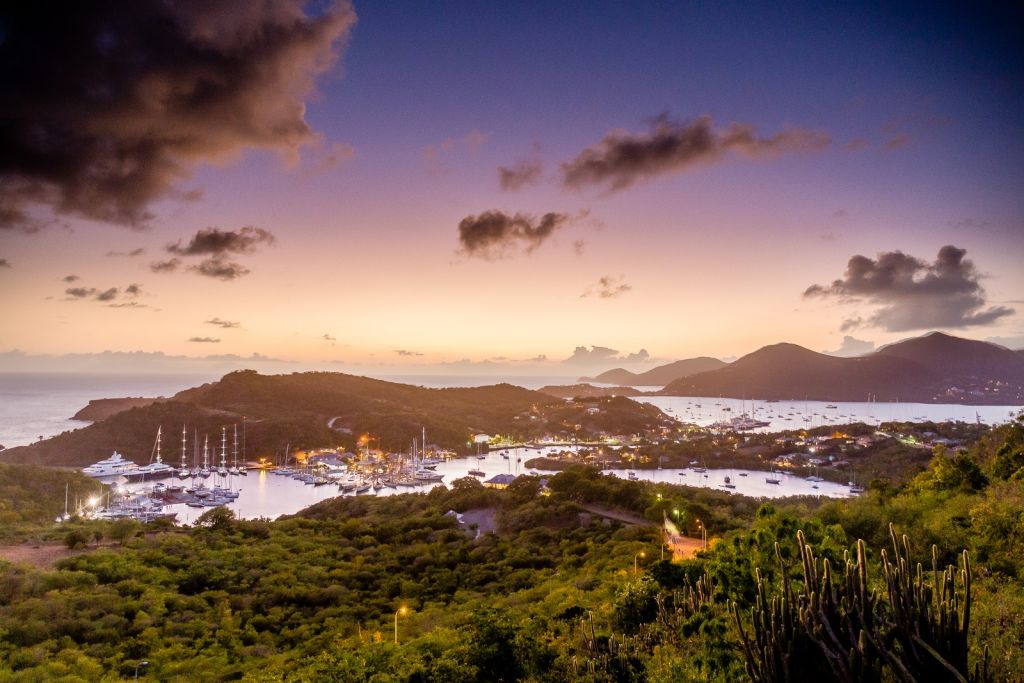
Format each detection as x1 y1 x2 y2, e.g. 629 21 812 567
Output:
537 384 643 399
659 332 1024 404
580 356 727 386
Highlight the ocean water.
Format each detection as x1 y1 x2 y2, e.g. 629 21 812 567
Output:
0 373 216 449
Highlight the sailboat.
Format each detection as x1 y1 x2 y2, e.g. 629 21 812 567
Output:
233 424 246 475
217 428 229 477
177 424 190 478
200 436 212 478
765 469 781 485
127 426 175 481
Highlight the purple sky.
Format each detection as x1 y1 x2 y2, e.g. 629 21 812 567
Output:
1 1 1021 374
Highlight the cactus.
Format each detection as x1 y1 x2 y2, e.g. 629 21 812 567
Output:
733 524 989 683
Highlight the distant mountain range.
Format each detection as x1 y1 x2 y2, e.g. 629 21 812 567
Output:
660 332 1024 404
580 357 728 386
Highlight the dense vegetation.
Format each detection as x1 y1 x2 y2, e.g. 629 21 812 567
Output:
2 371 671 467
0 464 100 538
0 416 1021 681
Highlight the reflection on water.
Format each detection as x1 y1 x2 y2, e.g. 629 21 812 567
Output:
154 444 853 523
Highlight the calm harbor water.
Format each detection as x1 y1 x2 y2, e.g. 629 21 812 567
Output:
142 445 853 523
633 394 1022 432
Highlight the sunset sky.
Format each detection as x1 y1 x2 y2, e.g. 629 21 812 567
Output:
1 1 1022 376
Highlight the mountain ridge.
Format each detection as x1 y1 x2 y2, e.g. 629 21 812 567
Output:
661 333 1024 404
580 357 727 386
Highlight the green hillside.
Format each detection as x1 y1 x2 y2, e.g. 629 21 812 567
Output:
1 371 671 467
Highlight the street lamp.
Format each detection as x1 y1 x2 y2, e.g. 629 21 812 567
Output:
134 661 148 680
633 551 646 575
696 519 707 550
394 605 408 644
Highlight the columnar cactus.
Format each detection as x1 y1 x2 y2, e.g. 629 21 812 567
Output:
733 524 988 683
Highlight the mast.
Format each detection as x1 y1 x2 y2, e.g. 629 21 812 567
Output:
203 435 209 469
181 425 187 469
221 427 227 468
233 424 238 467
155 426 162 463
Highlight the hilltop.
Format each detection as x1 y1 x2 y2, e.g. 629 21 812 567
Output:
662 332 1024 403
581 357 727 386
1 371 671 468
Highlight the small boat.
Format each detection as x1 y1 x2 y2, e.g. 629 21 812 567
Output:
738 472 748 477
627 471 638 480
468 469 485 477
765 470 781 484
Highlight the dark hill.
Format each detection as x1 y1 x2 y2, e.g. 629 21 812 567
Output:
581 357 727 386
875 332 1024 382
661 343 935 402
661 333 1024 404
2 371 670 467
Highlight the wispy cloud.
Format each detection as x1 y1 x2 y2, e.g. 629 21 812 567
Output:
62 274 79 283
581 275 632 299
395 349 423 357
106 248 146 257
0 258 10 268
158 226 275 279
423 129 488 162
560 114 829 193
188 337 220 343
205 317 240 329
498 158 543 191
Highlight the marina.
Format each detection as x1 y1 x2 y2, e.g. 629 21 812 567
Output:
86 443 856 524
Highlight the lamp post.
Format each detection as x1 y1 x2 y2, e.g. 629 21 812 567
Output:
696 519 706 550
134 661 148 680
394 605 408 644
633 551 645 575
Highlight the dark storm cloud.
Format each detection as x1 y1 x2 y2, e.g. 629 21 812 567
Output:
0 1 356 230
125 283 141 296
65 287 95 299
167 226 275 256
498 159 543 191
149 258 181 273
188 337 221 343
560 115 830 193
191 257 249 281
205 317 240 329
95 287 119 301
457 210 572 259
581 275 631 299
804 245 1014 332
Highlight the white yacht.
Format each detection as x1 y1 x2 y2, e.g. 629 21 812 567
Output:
82 451 140 481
